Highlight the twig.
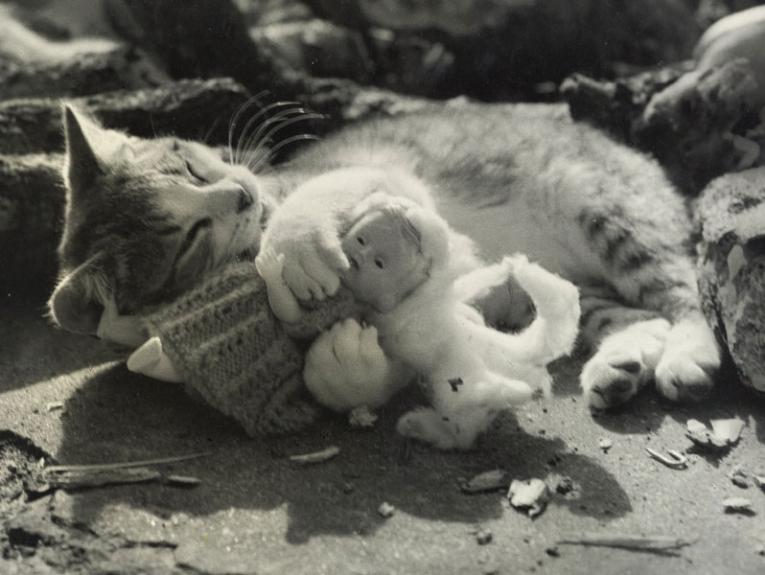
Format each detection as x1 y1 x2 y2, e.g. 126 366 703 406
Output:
45 452 213 473
288 445 340 464
646 447 688 469
558 533 695 553
45 467 203 489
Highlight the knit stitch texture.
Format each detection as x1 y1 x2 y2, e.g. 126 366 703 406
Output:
143 260 359 436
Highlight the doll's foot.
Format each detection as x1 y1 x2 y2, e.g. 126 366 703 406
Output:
127 336 183 382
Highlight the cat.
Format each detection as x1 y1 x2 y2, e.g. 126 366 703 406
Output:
49 101 720 414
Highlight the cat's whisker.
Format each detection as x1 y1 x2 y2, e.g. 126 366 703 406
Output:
234 101 302 165
241 112 326 171
228 91 270 165
250 134 321 172
239 108 307 170
238 107 311 165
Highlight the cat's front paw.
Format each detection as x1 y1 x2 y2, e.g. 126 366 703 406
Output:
581 318 670 409
265 227 349 301
655 318 719 402
304 318 399 411
397 408 473 450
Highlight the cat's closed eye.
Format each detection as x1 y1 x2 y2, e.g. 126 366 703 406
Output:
185 160 208 184
178 217 212 255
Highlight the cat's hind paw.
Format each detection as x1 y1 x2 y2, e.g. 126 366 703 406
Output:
655 318 719 402
581 319 670 409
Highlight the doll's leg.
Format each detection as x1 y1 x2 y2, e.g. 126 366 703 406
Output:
459 255 580 368
397 370 533 450
506 254 580 360
126 336 183 382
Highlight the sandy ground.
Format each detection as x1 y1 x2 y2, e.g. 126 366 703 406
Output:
2 295 765 575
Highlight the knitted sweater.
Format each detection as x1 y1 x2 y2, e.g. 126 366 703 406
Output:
143 260 359 436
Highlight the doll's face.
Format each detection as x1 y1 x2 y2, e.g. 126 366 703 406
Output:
341 209 428 312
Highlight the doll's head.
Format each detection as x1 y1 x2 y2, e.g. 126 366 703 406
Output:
341 201 449 312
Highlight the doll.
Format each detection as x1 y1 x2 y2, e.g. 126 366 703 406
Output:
258 191 581 449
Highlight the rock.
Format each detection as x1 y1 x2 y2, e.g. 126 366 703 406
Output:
377 502 395 518
251 19 373 83
307 0 700 100
508 478 549 518
0 77 250 154
0 46 168 101
697 168 765 392
0 154 65 299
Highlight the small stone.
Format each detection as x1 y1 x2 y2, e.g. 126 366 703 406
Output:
508 478 549 518
598 438 613 453
475 528 493 545
754 475 765 491
377 502 395 518
545 546 560 557
729 465 750 489
348 406 377 428
461 469 509 494
722 497 754 514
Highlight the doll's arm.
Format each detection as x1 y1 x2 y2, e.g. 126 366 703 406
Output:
303 318 412 412
126 336 183 382
255 248 303 324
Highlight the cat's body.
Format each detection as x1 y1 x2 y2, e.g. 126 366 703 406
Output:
50 101 720 416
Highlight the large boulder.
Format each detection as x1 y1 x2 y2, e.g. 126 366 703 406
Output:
697 167 765 392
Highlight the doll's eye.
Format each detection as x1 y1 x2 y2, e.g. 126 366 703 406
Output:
374 257 384 269
357 236 365 245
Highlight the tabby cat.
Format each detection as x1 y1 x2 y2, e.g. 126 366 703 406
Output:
49 102 720 411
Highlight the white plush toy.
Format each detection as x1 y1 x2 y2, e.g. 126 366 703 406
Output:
258 188 581 450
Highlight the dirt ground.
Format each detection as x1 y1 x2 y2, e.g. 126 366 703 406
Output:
2 297 765 575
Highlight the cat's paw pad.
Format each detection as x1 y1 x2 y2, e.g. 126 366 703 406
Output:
254 248 285 281
581 352 648 409
397 408 467 450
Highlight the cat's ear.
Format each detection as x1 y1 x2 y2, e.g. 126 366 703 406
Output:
48 253 108 335
63 104 104 193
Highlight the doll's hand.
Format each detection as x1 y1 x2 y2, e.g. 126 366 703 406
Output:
304 319 403 412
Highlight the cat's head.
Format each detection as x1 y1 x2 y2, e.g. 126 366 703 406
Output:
48 105 268 335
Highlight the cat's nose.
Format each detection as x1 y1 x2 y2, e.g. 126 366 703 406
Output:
237 188 255 213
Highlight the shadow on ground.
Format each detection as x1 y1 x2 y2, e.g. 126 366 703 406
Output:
52 359 631 544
